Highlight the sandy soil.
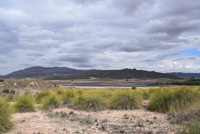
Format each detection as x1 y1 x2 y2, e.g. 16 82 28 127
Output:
7 108 182 134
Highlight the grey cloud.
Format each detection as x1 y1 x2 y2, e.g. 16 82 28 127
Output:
59 54 91 63
147 18 199 36
173 58 185 61
72 0 102 4
119 39 177 52
113 0 154 14
59 38 121 54
187 56 197 60
0 0 200 74
27 53 44 57
74 63 96 68
157 0 200 18
141 53 182 62
0 22 19 54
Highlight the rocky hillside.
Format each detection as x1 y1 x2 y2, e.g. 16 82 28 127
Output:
0 78 53 89
45 69 178 80
2 66 92 78
1 67 179 80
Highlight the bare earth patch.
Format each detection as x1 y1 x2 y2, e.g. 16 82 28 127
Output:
6 108 182 134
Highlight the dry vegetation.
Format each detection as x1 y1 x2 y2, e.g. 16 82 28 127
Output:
1 78 200 133
0 78 53 90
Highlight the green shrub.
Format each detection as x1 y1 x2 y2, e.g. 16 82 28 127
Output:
34 90 52 104
53 84 59 88
55 88 65 95
132 86 137 90
14 94 35 112
95 89 113 99
110 89 143 110
0 79 4 82
41 93 63 110
71 90 107 111
182 120 200 134
140 90 149 100
10 89 15 94
148 87 200 113
0 96 12 133
62 90 76 104
5 94 17 102
2 89 9 94
138 88 160 100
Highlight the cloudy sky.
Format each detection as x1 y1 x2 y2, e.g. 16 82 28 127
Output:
0 0 200 75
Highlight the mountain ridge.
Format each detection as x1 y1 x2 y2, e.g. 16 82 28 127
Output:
44 68 178 80
1 66 93 78
0 66 180 79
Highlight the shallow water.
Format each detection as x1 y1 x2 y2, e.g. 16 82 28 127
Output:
61 83 161 87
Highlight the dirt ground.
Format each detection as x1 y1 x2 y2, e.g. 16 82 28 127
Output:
7 107 182 134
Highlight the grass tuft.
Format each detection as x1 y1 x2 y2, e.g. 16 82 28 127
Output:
14 94 35 112
34 89 52 104
62 90 76 104
110 89 143 110
0 96 12 133
71 90 107 111
182 120 200 134
41 93 63 110
148 87 200 113
55 88 65 95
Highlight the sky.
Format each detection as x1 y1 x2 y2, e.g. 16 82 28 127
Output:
0 0 200 75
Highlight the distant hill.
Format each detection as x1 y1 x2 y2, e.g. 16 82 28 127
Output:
1 67 179 79
45 68 178 80
2 66 93 78
168 72 200 78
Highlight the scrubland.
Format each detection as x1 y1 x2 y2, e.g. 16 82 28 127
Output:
1 85 200 133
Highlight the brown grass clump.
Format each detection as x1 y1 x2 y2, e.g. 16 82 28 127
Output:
14 94 36 112
148 87 200 113
0 96 12 133
41 93 63 110
110 89 143 110
70 90 108 111
34 89 52 104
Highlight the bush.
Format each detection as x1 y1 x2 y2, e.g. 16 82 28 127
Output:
2 89 9 94
5 94 17 102
148 87 200 113
41 93 63 110
14 94 35 112
95 89 113 99
55 88 65 95
0 96 12 133
140 90 149 100
182 120 200 134
62 90 76 104
34 90 52 104
53 84 59 88
10 89 15 94
71 90 107 111
110 89 143 110
140 88 160 100
132 86 137 90
0 79 4 82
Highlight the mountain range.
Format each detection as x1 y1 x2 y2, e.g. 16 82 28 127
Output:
1 66 93 78
44 68 178 80
0 66 179 79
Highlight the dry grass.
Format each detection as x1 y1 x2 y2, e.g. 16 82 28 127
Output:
14 94 35 112
0 96 12 133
